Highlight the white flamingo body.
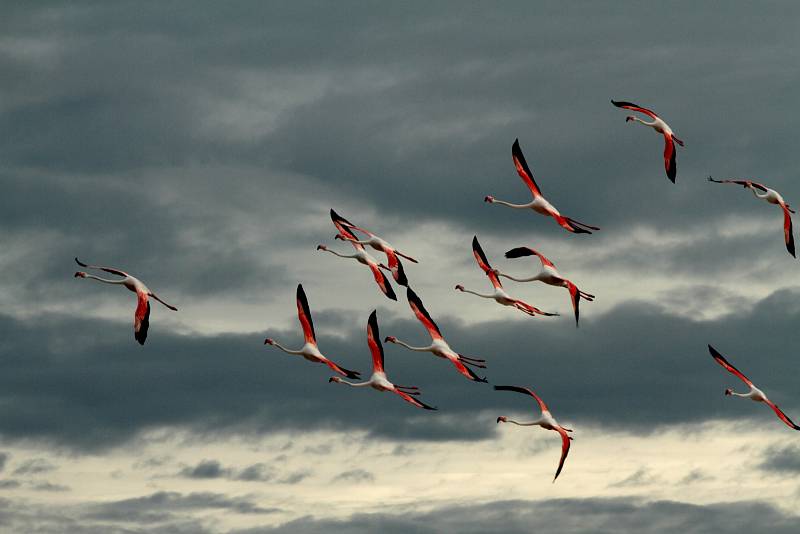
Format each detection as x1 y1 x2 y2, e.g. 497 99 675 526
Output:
386 288 487 382
484 139 599 234
612 100 684 183
73 257 177 345
494 247 595 326
264 284 360 379
495 385 574 482
708 345 799 431
330 311 436 410
456 236 559 318
708 177 796 257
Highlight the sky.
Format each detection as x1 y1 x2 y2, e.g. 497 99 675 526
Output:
2 1 800 532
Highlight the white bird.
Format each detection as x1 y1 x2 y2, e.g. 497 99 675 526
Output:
484 139 599 234
708 176 796 257
495 385 574 482
330 310 436 410
73 257 177 345
612 100 684 183
708 345 799 431
318 210 397 300
493 246 594 326
330 209 417 287
264 284 360 379
385 287 488 382
455 237 559 318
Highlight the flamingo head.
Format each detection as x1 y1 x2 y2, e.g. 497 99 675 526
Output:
625 115 635 122
334 234 346 241
264 338 275 346
724 388 733 396
329 376 342 383
74 271 87 278
384 336 397 343
496 416 508 424
316 244 328 251
454 284 465 291
484 195 494 203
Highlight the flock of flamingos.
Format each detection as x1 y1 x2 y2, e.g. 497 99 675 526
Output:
73 100 800 482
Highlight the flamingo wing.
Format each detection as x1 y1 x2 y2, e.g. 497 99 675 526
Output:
406 287 443 341
663 134 677 183
394 389 437 410
567 281 580 327
329 208 372 236
330 209 366 250
385 249 409 286
708 345 753 387
764 400 800 431
611 100 659 119
323 359 361 379
472 236 502 289
367 310 384 374
368 261 397 301
504 246 555 268
75 257 128 277
494 385 549 413
511 139 543 198
781 204 795 257
553 427 573 481
708 177 769 192
134 291 150 345
295 284 317 344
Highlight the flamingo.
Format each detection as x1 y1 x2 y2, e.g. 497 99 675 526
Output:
330 209 417 287
329 310 436 410
384 287 488 383
707 345 799 431
73 257 177 345
493 247 594 327
318 210 397 300
495 385 573 482
264 284 360 379
455 236 559 318
611 100 684 183
708 176 796 257
484 139 599 234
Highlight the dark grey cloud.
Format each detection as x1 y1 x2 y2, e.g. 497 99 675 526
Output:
176 459 279 483
0 452 7 472
609 468 661 489
759 444 800 474
1 285 800 451
178 459 232 480
233 497 800 534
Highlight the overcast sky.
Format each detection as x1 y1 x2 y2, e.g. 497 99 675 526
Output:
2 2 800 532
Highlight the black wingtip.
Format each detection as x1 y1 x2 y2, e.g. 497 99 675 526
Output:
504 247 534 259
75 257 88 267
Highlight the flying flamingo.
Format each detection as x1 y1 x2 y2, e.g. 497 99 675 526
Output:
384 287 488 383
318 210 397 300
708 345 799 430
493 247 594 327
73 257 177 345
495 385 574 482
611 100 684 183
330 209 417 287
264 284 360 379
455 237 559 318
330 310 436 410
484 139 599 234
708 176 796 257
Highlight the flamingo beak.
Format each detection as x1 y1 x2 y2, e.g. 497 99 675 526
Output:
496 416 506 424
724 388 732 396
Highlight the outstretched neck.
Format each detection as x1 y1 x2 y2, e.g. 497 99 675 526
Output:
499 272 542 283
492 199 531 209
505 419 538 427
631 116 657 127
751 188 768 200
461 288 495 299
335 379 371 387
324 249 359 259
270 341 303 355
83 274 126 285
393 339 432 352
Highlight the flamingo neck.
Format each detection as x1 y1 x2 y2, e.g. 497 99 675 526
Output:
492 199 531 209
324 249 359 259
461 288 495 299
393 339 432 352
729 390 750 398
269 341 303 355
631 116 657 127
83 274 126 285
335 379 371 387
505 419 538 427
751 188 768 200
499 272 542 283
